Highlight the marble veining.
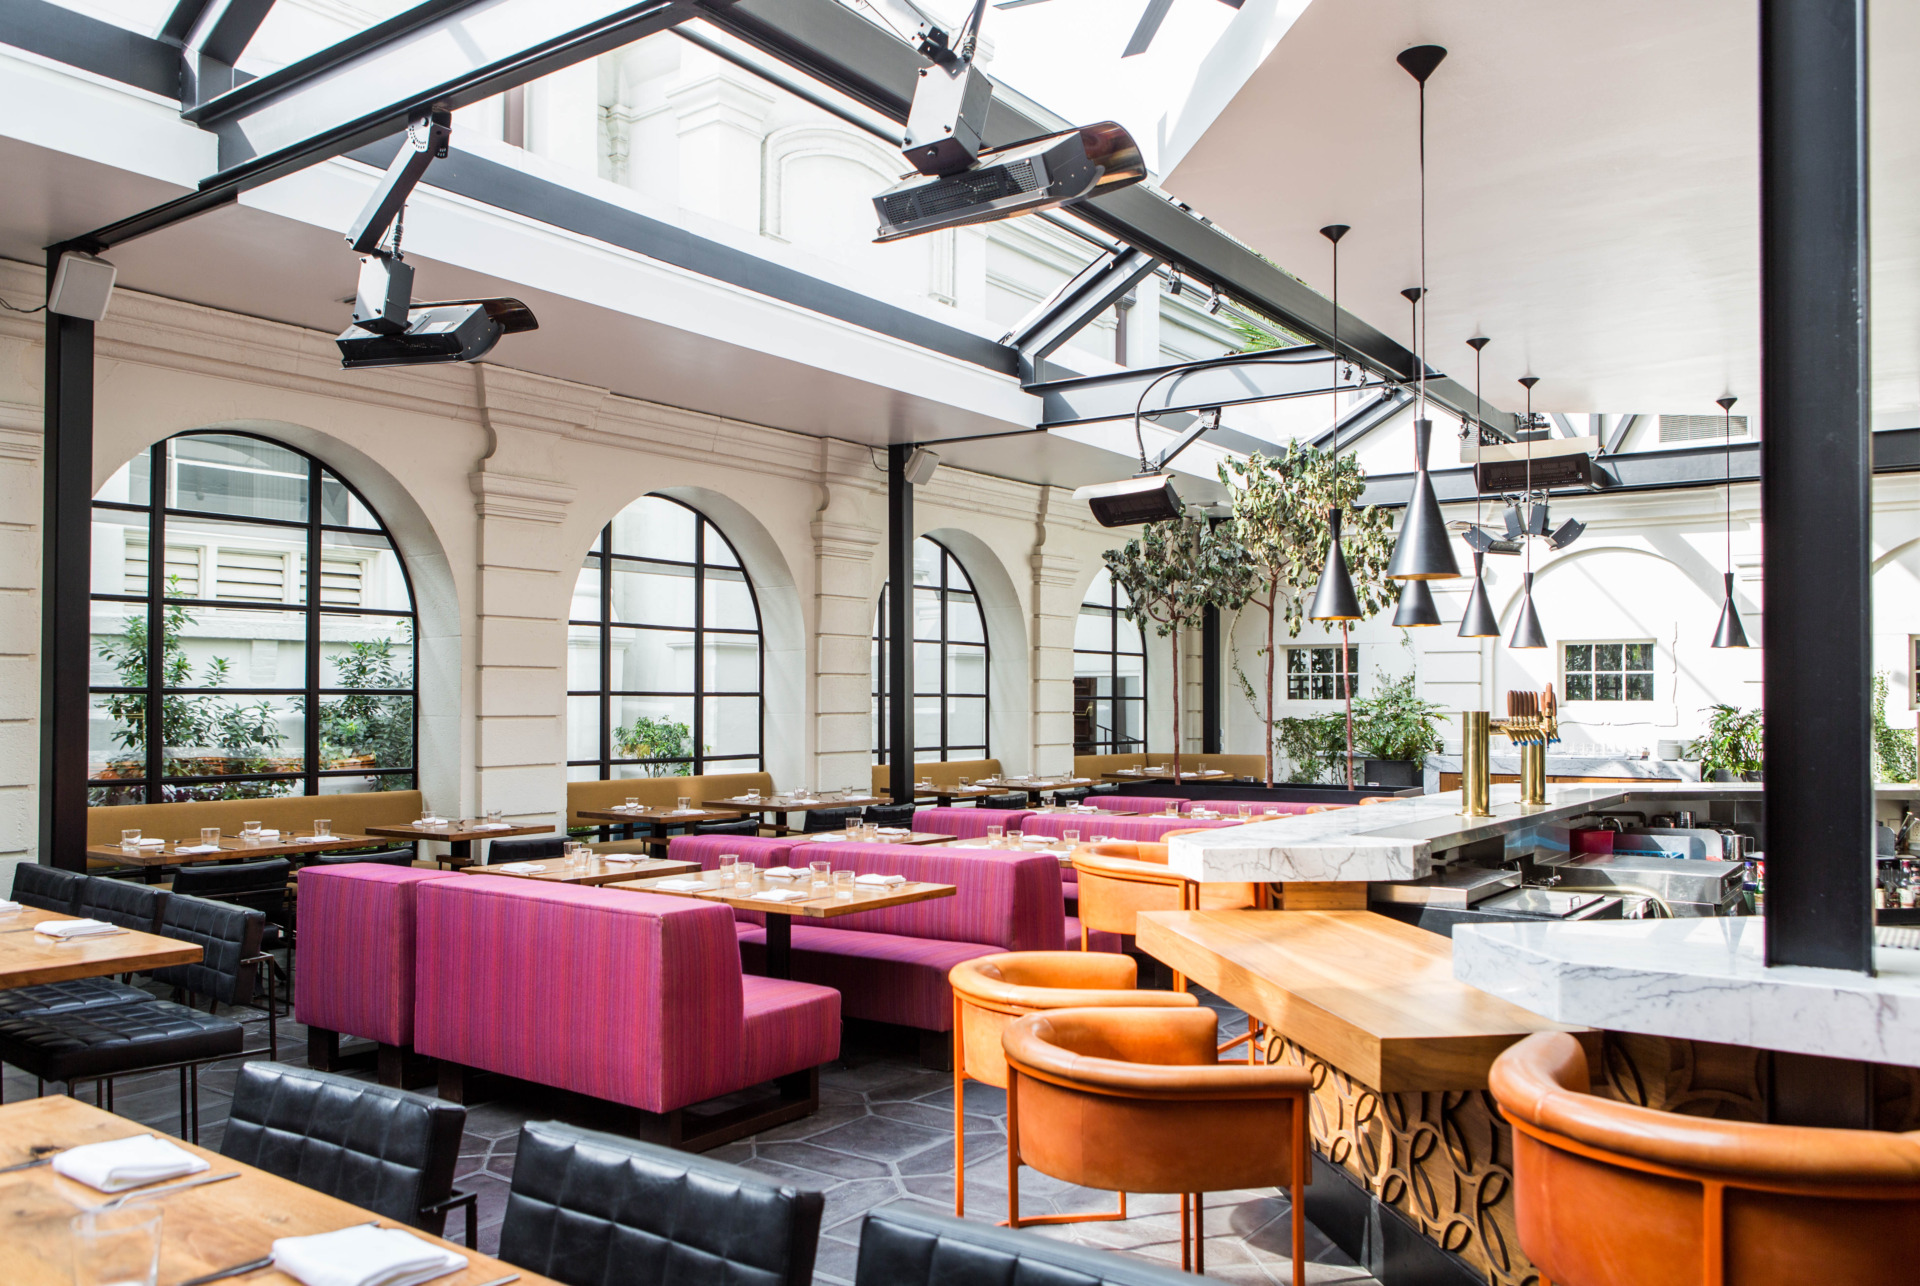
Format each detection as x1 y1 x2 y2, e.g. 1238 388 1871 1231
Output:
1452 917 1920 1066
1426 754 1698 781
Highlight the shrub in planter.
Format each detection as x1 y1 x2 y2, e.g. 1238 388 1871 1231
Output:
1687 704 1763 780
1354 674 1447 785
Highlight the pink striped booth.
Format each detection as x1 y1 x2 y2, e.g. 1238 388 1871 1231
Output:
413 876 839 1147
295 863 463 1084
736 843 1064 1042
1019 813 1248 845
666 833 796 871
1088 795 1188 815
908 806 1034 839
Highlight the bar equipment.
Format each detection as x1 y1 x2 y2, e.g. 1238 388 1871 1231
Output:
1459 711 1491 817
1493 686 1558 805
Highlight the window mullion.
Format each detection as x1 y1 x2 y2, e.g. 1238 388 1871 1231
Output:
693 521 706 776
144 443 165 798
304 457 323 797
600 526 613 780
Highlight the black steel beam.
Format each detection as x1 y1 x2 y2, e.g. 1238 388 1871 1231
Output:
177 0 276 107
1003 247 1158 380
1034 346 1390 428
1309 388 1410 452
887 444 915 805
0 0 178 98
40 254 92 872
691 0 1515 436
1758 0 1872 974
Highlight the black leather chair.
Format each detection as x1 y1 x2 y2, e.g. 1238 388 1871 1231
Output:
311 850 414 866
221 1063 475 1245
854 1205 1205 1286
77 877 166 934
801 807 864 834
173 859 291 948
487 834 566 863
1088 782 1121 796
862 804 917 828
10 864 81 913
1052 786 1091 805
694 818 761 836
978 792 1027 811
499 1120 824 1286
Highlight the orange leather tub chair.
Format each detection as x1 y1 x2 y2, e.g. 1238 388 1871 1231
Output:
1491 1031 1920 1286
948 951 1197 1222
1071 836 1266 1059
1002 1006 1311 1283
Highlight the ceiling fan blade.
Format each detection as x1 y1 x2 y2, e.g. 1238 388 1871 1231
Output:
1122 0 1177 56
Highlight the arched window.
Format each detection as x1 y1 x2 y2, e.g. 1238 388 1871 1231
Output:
89 433 418 804
1074 568 1145 754
872 537 989 762
567 496 763 779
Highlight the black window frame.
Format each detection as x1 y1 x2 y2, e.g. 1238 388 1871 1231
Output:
1073 570 1146 754
873 537 991 763
1283 645 1361 701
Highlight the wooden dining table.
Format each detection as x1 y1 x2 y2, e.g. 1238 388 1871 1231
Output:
610 871 955 979
970 777 1094 800
86 833 381 884
574 804 752 849
704 795 889 834
0 909 201 990
461 853 698 886
0 1096 560 1286
789 830 958 847
361 820 555 867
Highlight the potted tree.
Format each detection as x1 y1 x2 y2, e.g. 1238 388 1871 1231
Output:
1105 512 1259 783
1354 673 1447 789
1687 704 1764 781
1219 444 1395 786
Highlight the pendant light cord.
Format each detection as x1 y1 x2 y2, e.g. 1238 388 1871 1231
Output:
1525 384 1534 577
1416 73 1428 422
1725 402 1734 570
1331 241 1341 458
1474 345 1483 533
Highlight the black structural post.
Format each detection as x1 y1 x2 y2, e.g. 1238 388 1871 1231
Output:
1758 0 1872 972
1201 605 1222 756
39 250 93 872
887 444 915 805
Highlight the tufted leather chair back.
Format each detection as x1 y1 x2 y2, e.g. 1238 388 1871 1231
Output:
78 876 166 933
855 1205 1201 1285
861 803 917 828
11 864 81 914
150 893 265 1006
499 1120 824 1286
172 858 290 927
486 835 566 863
221 1063 465 1234
801 807 864 833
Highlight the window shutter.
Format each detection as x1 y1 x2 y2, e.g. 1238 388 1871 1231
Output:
125 541 202 598
214 547 288 601
1659 413 1748 443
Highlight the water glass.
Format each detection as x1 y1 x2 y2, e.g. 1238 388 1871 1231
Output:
1092 835 1111 845
1237 802 1252 819
1007 830 1024 846
734 863 757 895
746 788 761 802
485 809 503 825
313 818 331 839
676 796 692 813
242 820 262 840
200 827 220 849
986 825 1004 842
120 829 141 851
958 776 971 788
717 856 739 885
1198 762 1208 774
624 797 640 810
1063 829 1081 846
832 870 856 898
72 1204 162 1286
809 859 831 890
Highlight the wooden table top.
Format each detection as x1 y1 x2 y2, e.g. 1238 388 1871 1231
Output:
86 833 379 868
0 1096 560 1286
575 805 749 825
912 785 997 800
362 820 555 843
1102 768 1234 781
708 795 888 812
972 778 1093 793
460 854 699 885
610 872 956 919
0 911 201 990
1135 909 1586 1093
790 831 957 847
943 836 1078 864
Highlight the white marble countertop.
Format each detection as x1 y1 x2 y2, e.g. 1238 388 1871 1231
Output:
1452 917 1920 1066
1165 781 1761 884
1426 753 1698 781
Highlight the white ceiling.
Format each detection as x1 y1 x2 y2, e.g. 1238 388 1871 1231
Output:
1163 0 1919 430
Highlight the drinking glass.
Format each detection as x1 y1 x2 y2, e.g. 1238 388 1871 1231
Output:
958 776 970 788
832 870 856 898
746 788 761 802
1237 802 1253 819
809 859 831 890
242 821 262 840
734 863 757 895
1198 762 1208 774
120 829 140 851
421 803 438 824
485 809 503 825
676 796 692 813
717 856 739 886
71 1204 162 1286
1092 835 1111 845
200 827 220 849
1063 829 1081 846
1008 830 1024 846
986 825 1004 842
624 797 640 810
313 819 331 839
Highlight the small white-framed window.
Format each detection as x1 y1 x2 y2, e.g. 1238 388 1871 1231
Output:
1284 645 1359 701
1563 641 1655 702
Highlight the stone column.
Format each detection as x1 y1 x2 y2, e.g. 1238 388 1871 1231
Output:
1028 489 1082 776
666 67 776 230
0 392 39 884
810 471 883 793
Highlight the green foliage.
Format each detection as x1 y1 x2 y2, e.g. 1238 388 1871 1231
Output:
1686 704 1764 778
1354 673 1448 763
317 630 416 791
614 715 695 777
1275 712 1348 785
1872 672 1919 783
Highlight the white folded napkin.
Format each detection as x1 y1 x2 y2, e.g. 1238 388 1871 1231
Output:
806 833 840 843
272 1224 466 1286
755 887 809 902
856 873 907 887
36 918 119 939
652 878 707 892
491 862 543 873
52 1133 208 1193
471 823 514 831
603 855 639 864
762 866 802 879
0 899 19 913
123 837 166 848
411 819 445 827
174 844 223 855
877 828 911 837
290 835 336 844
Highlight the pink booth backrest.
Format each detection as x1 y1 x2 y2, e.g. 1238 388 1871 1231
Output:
294 864 463 1047
1019 813 1247 844
909 807 1034 839
1088 795 1187 815
413 876 747 1114
666 833 795 871
800 842 1063 951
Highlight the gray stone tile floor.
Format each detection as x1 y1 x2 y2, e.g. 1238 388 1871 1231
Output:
1 971 1379 1285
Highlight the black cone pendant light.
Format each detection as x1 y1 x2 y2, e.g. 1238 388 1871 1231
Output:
1310 223 1363 622
1508 376 1548 649
1712 395 1750 648
1387 45 1460 583
1393 577 1441 627
1458 336 1500 637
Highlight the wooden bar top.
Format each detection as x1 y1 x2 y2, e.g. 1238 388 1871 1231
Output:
1135 909 1586 1093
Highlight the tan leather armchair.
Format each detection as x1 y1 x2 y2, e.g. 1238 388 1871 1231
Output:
1071 838 1266 1061
1002 1007 1311 1281
1491 1032 1920 1286
948 951 1197 1222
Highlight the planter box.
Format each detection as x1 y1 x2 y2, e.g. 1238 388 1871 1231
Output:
1363 759 1420 790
